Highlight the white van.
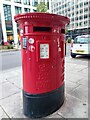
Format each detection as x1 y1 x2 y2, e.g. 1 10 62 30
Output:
71 35 90 58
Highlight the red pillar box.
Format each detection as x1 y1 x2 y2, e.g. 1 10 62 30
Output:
14 13 70 118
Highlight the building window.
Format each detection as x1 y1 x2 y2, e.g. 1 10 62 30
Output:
14 0 21 3
59 2 61 5
84 14 88 19
3 4 14 44
75 17 78 20
32 0 38 6
76 11 78 15
84 2 88 6
79 22 83 26
62 5 64 9
84 21 87 25
80 9 83 14
33 9 37 12
72 6 74 10
3 4 12 20
23 0 30 5
72 12 74 16
59 6 61 9
24 8 30 13
68 8 70 11
15 7 22 14
79 16 83 20
89 14 90 18
80 2 83 7
65 4 67 7
71 18 74 22
68 14 71 17
76 5 78 8
84 8 88 12
75 23 78 27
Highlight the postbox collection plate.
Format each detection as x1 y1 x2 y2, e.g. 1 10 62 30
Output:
40 44 49 59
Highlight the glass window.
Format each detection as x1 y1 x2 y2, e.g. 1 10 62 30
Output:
84 14 88 19
3 4 12 21
80 9 83 14
80 2 83 7
76 5 78 8
23 0 30 5
76 11 78 14
14 0 21 3
71 18 74 22
72 6 74 10
68 8 70 11
3 4 14 44
74 36 90 44
15 7 22 14
84 8 88 12
33 9 37 12
24 8 30 13
84 21 87 25
79 16 83 20
72 12 74 16
65 4 67 7
84 2 88 5
75 23 78 27
75 17 78 20
79 22 83 26
32 0 38 6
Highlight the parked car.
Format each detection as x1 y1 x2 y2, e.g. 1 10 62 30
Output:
71 35 90 58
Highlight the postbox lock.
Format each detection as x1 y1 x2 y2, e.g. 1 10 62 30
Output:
29 45 35 52
28 38 34 44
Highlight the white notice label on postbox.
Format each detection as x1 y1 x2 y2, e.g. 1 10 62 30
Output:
40 44 49 59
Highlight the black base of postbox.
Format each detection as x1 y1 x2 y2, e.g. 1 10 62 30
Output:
23 83 64 118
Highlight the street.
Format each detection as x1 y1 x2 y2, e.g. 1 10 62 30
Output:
0 51 21 71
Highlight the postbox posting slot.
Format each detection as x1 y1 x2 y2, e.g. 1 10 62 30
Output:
33 26 52 32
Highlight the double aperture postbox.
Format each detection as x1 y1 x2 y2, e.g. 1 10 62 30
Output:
14 13 70 118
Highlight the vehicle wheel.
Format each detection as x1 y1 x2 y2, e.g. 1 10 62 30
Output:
71 53 76 58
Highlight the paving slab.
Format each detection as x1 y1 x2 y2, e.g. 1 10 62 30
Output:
0 72 7 84
58 93 88 118
65 81 79 93
65 71 84 83
0 106 9 119
0 81 21 100
0 92 23 118
69 84 88 103
77 78 88 87
6 75 22 89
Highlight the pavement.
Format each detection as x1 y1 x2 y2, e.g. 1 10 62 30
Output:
0 45 21 53
0 55 89 119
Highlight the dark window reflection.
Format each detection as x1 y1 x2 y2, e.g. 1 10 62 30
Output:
3 4 14 44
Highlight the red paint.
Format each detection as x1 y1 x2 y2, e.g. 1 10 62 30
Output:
14 13 70 94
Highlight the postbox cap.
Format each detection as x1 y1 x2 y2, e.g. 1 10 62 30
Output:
14 12 70 26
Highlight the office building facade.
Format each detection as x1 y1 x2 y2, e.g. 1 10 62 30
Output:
51 0 90 38
0 0 51 45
